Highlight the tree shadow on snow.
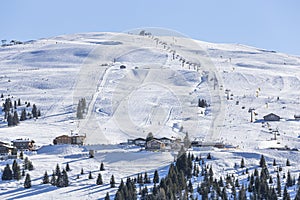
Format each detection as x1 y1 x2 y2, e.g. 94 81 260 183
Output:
0 184 58 200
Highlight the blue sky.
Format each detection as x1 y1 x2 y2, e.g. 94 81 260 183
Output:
2 0 300 55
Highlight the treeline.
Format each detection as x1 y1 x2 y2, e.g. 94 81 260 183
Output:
113 147 193 200
1 96 41 127
112 149 300 199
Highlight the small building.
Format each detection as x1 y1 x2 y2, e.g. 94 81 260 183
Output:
53 134 86 145
263 113 280 121
127 139 134 145
133 138 146 147
53 135 72 145
71 134 86 145
159 137 173 146
12 139 34 151
0 141 16 155
146 139 165 150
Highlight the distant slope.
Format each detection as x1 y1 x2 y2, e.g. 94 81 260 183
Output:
0 32 299 150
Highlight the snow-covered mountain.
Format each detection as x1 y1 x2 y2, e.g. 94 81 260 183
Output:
0 32 299 199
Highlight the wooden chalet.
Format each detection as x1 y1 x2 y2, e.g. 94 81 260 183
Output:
0 141 16 155
53 134 86 145
12 139 35 151
263 113 280 121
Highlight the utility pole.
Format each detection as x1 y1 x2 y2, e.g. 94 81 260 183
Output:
248 108 255 122
225 89 231 100
273 128 279 140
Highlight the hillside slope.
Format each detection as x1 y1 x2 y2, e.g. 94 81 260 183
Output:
0 32 300 199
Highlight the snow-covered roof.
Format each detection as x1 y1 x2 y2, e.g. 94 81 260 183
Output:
12 139 32 143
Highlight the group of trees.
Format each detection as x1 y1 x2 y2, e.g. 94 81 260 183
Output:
2 97 41 127
2 158 33 181
115 178 137 200
44 164 69 187
198 98 208 108
113 148 193 200
197 154 300 200
1 158 34 189
76 98 86 119
112 149 300 200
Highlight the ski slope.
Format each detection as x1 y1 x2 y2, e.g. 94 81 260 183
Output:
0 31 299 199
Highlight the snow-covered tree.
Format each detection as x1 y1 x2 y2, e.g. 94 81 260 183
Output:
24 174 31 188
110 175 116 188
96 173 103 185
42 171 49 184
2 164 13 180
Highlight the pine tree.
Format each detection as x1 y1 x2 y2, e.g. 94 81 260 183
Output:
66 163 70 172
2 164 13 180
50 171 56 186
277 183 283 199
153 170 159 184
55 164 61 176
12 111 19 125
12 160 21 180
240 158 245 168
144 172 150 183
283 186 291 200
183 132 191 148
7 113 13 127
100 162 105 171
20 109 27 121
76 101 83 119
222 187 228 200
207 153 212 159
81 168 84 175
286 159 291 166
188 179 193 193
19 150 24 159
24 157 29 169
24 174 31 188
115 191 123 200
32 104 38 118
88 171 93 179
18 98 21 106
61 169 68 187
22 169 25 177
82 98 86 111
104 192 110 200
235 179 240 187
96 173 103 185
273 159 277 166
146 132 154 142
287 171 293 187
56 173 64 187
110 175 116 188
259 155 267 168
14 165 22 180
238 185 247 200
269 175 273 184
42 171 49 184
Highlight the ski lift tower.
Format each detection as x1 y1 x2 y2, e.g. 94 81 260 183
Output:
248 108 255 122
